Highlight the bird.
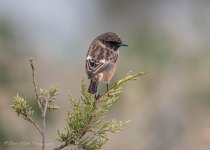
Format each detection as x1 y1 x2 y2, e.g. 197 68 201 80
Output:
85 32 127 94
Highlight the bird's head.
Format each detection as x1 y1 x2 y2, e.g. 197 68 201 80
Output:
96 32 127 51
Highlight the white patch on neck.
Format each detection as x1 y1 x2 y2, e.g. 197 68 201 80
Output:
86 55 92 60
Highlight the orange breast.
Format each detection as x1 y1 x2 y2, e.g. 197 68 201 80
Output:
100 64 117 83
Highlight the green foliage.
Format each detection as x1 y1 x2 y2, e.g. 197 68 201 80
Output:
39 86 60 111
11 86 61 150
11 59 62 150
57 71 148 150
11 67 147 150
11 86 60 120
11 94 34 121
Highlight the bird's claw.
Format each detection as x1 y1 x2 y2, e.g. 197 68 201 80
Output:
95 93 100 100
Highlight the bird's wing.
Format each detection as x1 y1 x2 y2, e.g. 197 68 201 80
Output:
86 42 118 79
86 58 112 79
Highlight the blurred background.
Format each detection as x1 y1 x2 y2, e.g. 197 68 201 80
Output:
1 0 210 150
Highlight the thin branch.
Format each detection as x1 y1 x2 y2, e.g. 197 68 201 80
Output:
54 142 68 150
30 58 46 150
30 58 42 111
27 116 43 138
96 71 148 101
41 99 49 150
95 85 115 101
43 99 48 127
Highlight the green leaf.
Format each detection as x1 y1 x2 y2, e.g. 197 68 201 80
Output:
57 71 147 150
11 94 34 119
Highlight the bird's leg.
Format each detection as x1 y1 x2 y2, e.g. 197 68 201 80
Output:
106 83 110 97
106 83 109 91
95 93 100 100
94 94 98 100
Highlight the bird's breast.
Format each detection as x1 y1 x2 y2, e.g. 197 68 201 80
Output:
99 64 117 83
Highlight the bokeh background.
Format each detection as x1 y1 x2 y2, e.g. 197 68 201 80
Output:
1 0 210 150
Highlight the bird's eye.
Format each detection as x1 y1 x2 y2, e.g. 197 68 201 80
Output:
107 41 116 44
106 41 118 47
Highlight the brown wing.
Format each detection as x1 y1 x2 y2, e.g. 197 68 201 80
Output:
86 58 112 79
85 42 118 79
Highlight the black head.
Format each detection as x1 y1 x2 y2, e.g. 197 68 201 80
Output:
96 32 127 51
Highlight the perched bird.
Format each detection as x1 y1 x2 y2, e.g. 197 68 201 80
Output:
85 32 127 94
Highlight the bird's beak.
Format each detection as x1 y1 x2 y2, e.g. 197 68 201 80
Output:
119 43 128 47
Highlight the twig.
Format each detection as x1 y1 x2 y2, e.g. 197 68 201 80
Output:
96 85 115 101
96 71 148 100
54 142 68 150
29 58 46 150
30 58 42 111
27 116 44 138
42 99 49 150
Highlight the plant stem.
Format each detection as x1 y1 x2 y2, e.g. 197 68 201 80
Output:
54 71 148 150
96 71 148 100
30 58 42 111
30 58 46 150
27 116 43 137
42 99 48 150
54 142 68 150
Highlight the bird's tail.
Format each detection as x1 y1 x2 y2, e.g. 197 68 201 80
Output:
88 78 99 94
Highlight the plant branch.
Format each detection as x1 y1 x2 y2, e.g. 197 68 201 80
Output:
30 58 42 111
96 71 148 100
12 59 60 150
30 58 46 150
42 98 49 150
54 142 68 150
55 71 148 150
27 116 43 137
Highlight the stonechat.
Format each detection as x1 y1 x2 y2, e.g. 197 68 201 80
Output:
85 32 127 94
